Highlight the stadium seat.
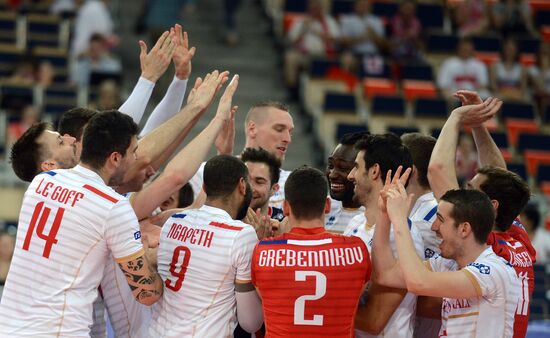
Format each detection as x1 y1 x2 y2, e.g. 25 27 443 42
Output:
402 80 437 100
331 0 354 16
0 43 24 78
505 119 539 148
490 131 512 162
518 134 550 152
372 2 398 18
413 97 447 118
517 36 541 54
537 164 550 185
402 64 434 81
0 84 35 111
543 26 550 43
543 106 550 125
0 11 17 45
520 53 536 67
507 163 528 181
309 58 340 78
472 34 502 53
371 95 405 116
426 31 458 53
335 122 368 141
43 84 77 117
33 46 68 84
416 3 444 29
283 0 307 13
387 126 419 136
323 92 357 114
500 102 536 121
475 52 500 66
535 10 550 28
523 150 550 177
530 299 549 320
26 14 67 49
363 78 397 97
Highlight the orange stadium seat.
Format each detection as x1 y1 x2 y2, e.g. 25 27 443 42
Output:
520 54 536 67
402 80 438 100
505 119 540 148
530 0 550 12
524 151 550 177
363 78 397 97
541 182 550 198
475 52 500 66
542 26 550 43
283 13 305 35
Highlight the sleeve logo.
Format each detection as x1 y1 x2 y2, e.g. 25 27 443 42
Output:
134 231 141 240
467 262 490 274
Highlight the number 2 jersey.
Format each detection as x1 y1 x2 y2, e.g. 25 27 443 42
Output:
149 205 258 338
487 219 537 338
252 227 371 338
0 166 144 337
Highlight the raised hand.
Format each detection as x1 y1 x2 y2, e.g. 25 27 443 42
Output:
385 180 414 227
378 166 412 214
215 74 239 121
139 31 177 83
188 70 229 111
172 24 196 80
244 208 273 240
454 90 483 105
215 106 236 155
451 96 503 128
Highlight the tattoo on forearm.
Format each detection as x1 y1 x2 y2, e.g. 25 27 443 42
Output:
119 256 162 301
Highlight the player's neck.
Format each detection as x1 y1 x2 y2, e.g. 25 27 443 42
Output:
291 217 325 229
406 182 430 207
457 243 489 269
79 162 109 185
363 189 381 224
204 199 236 219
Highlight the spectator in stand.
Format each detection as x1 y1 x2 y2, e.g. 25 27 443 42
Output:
7 57 55 88
71 33 122 88
284 0 340 95
0 230 15 288
89 80 121 110
72 0 118 58
455 134 478 188
6 105 40 148
389 0 423 65
339 0 386 74
452 0 488 37
491 0 538 38
437 38 490 100
490 38 527 101
522 202 550 264
528 42 550 109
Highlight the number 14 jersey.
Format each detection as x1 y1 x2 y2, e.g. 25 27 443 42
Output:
252 227 371 338
149 205 258 338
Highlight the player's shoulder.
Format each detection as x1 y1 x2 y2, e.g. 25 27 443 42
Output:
467 247 514 276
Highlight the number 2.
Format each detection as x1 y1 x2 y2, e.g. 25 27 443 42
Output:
165 246 191 291
293 271 327 326
23 202 64 258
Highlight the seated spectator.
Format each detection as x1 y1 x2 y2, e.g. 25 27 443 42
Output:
522 202 550 264
490 38 527 101
6 105 40 148
89 80 121 110
455 134 478 188
72 0 118 58
284 0 340 93
452 0 488 37
71 33 122 88
437 38 490 100
528 42 550 108
491 0 538 38
389 0 423 65
339 0 386 74
6 57 54 88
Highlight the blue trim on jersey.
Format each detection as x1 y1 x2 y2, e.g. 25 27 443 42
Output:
41 171 57 176
407 218 412 229
497 239 508 245
423 206 438 221
259 239 288 245
172 213 187 219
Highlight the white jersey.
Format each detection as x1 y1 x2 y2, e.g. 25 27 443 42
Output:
428 247 520 338
149 205 258 338
0 166 143 337
344 213 424 338
409 192 440 259
325 198 364 233
189 161 290 209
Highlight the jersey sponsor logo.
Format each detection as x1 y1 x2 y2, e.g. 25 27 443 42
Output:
467 262 491 274
425 248 436 259
134 231 141 240
326 216 336 226
257 246 364 268
442 298 472 314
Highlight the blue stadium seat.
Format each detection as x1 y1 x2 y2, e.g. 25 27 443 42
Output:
336 123 368 141
402 64 434 81
309 58 340 77
0 12 17 45
323 92 357 113
284 0 307 12
388 126 419 136
0 44 24 78
544 106 550 125
26 14 62 49
507 163 528 181
427 32 458 53
490 131 509 149
517 134 550 152
43 84 77 116
535 10 550 28
372 2 398 18
371 95 405 116
537 165 550 184
0 84 34 110
472 34 502 53
517 36 542 54
360 60 391 79
332 0 354 16
414 98 447 118
416 3 444 29
500 102 536 121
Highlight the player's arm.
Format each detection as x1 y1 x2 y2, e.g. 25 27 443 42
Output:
131 75 239 219
454 91 506 169
387 182 480 299
235 279 263 333
117 251 163 306
355 283 407 334
416 296 442 319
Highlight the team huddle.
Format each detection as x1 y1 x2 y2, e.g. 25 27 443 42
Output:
0 26 536 338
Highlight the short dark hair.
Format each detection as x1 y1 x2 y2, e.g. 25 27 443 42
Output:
401 133 436 189
476 166 530 231
203 155 248 199
285 166 328 220
441 189 495 244
355 133 413 183
10 122 51 182
58 107 98 141
177 183 194 208
522 202 541 232
241 147 281 187
80 110 138 170
339 131 370 146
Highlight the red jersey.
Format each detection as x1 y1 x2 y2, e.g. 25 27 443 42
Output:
487 219 536 338
251 227 371 338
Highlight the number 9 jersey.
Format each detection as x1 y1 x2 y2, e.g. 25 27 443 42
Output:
252 227 371 338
